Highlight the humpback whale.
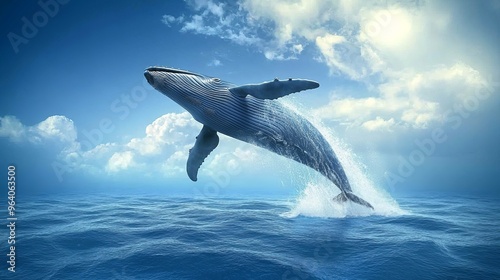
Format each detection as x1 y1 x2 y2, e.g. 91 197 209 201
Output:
144 67 373 209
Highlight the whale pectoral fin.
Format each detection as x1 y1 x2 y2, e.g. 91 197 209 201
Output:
229 79 320 100
333 192 374 210
278 79 320 97
187 125 219 181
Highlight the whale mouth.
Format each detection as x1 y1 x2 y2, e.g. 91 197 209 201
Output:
144 66 203 87
144 71 155 85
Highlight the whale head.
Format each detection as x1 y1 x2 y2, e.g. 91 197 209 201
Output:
144 67 230 117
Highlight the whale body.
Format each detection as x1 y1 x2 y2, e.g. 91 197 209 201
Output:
144 67 373 209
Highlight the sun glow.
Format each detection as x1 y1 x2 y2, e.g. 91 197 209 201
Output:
361 8 414 49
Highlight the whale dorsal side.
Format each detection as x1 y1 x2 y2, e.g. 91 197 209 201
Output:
186 125 219 181
145 66 374 209
228 78 320 100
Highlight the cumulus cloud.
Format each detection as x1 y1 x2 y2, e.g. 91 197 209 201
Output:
99 112 265 178
362 117 396 131
314 63 489 130
160 0 497 133
161 150 187 176
0 115 26 141
98 112 203 174
126 112 200 156
35 115 78 143
164 4 495 93
106 151 135 173
4 1 498 185
1 112 265 181
163 0 497 79
0 115 78 144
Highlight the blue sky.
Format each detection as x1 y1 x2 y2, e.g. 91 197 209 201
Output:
1 0 499 197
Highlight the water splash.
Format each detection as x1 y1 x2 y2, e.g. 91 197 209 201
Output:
281 102 406 218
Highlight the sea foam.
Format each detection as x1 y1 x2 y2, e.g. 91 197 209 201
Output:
281 102 406 218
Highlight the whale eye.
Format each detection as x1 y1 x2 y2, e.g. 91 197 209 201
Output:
212 78 220 83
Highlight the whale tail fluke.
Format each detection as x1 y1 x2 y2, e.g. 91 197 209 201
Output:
333 192 374 210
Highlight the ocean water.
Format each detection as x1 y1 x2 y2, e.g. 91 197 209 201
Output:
4 113 499 280
3 190 499 280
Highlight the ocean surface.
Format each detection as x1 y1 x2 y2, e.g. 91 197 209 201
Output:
3 190 500 280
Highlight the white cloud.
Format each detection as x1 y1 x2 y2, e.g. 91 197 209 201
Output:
187 0 225 17
264 50 285 61
315 33 364 79
97 111 206 175
126 112 200 156
0 115 26 141
246 1 459 79
164 0 497 85
81 143 118 163
224 30 261 45
359 7 415 51
362 117 395 131
172 0 276 62
106 151 135 173
208 58 222 67
292 44 303 55
0 113 197 176
0 115 85 176
175 9 262 46
242 0 335 41
102 113 270 179
181 14 215 35
192 1 495 132
161 14 184 26
0 115 78 144
6 0 499 182
1 110 360 185
163 0 311 60
162 15 176 26
118 113 268 179
35 115 77 143
162 150 188 176
1 111 271 182
314 63 488 130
